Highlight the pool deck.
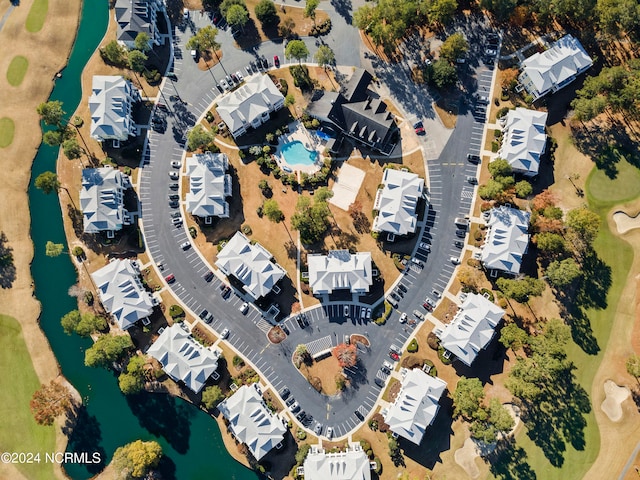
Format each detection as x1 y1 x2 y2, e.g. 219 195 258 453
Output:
275 120 325 175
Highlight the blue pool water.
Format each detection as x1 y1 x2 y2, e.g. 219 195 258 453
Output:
281 140 318 166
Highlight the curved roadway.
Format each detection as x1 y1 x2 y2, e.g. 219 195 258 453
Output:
139 6 497 440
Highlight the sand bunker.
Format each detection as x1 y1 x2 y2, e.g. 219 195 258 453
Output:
613 211 640 234
601 379 631 422
454 437 481 479
329 163 365 210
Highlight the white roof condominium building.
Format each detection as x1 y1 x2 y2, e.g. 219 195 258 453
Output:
91 259 155 330
372 169 424 236
147 324 221 394
307 250 373 295
383 368 447 445
89 75 141 145
216 74 285 138
80 166 132 236
497 108 548 177
436 293 505 366
185 152 232 222
519 35 593 101
303 443 372 480
215 232 286 300
218 383 286 461
114 0 164 49
481 206 531 275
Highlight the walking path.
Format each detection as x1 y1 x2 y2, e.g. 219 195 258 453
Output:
0 4 15 33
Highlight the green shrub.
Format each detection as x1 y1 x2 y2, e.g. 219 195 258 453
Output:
83 290 94 306
373 457 382 474
496 106 510 118
296 429 307 440
189 226 197 238
233 355 245 368
491 141 499 152
438 346 452 364
72 246 84 257
289 65 313 92
407 338 418 353
169 304 184 318
242 224 252 235
205 111 214 123
374 301 392 325
480 288 494 301
279 78 288 96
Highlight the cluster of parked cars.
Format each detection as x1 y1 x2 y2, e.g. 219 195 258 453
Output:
215 57 271 94
484 33 500 63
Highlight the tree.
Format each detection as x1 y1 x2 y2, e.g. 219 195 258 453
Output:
626 354 640 381
535 232 565 254
295 444 311 463
127 49 148 73
255 0 278 25
304 0 320 24
291 194 332 244
546 258 582 288
263 199 284 223
133 32 151 52
480 0 517 21
456 265 483 292
186 26 221 56
37 100 65 126
202 385 225 409
221 0 246 16
62 137 83 161
118 372 144 395
285 40 309 63
186 125 216 152
499 322 529 351
439 32 468 63
111 440 162 479
453 377 485 420
75 312 107 337
566 207 600 248
284 94 295 107
101 40 128 66
35 171 61 195
488 158 512 178
430 60 457 88
428 0 457 25
514 180 533 198
226 4 250 29
61 310 82 335
488 398 515 433
597 0 640 36
478 179 506 200
314 45 335 70
496 276 545 304
332 343 357 368
42 129 63 146
278 17 296 38
46 241 65 257
30 380 73 426
84 333 134 368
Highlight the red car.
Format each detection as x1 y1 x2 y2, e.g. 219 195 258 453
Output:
273 55 280 68
413 121 426 135
165 274 175 283
389 351 399 361
422 302 433 311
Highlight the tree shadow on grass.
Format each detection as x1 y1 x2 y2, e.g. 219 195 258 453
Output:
0 231 16 289
518 366 591 467
126 392 194 454
576 250 611 310
487 438 537 480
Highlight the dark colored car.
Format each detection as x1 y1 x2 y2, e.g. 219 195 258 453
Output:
169 200 179 208
398 283 408 293
166 72 178 81
455 229 467 238
203 271 214 282
467 154 481 163
296 315 305 328
354 410 365 421
199 309 210 320
413 121 426 135
374 377 385 387
273 55 280 68
285 396 296 407
280 386 290 400
422 302 433 311
454 240 464 248
296 410 306 421
216 84 224 94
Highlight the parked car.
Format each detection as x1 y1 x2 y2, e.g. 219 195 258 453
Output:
419 242 431 251
235 70 244 82
166 72 178 81
454 240 464 248
199 309 210 320
455 229 467 238
215 83 224 94
273 55 280 68
290 402 300 413
411 258 424 267
285 396 296 407
354 410 365 421
398 283 408 293
413 310 424 320
220 328 229 339
380 364 391 375
366 308 372 319
454 217 469 228
326 427 333 439
432 289 441 298
389 351 399 361
172 216 182 226
467 176 478 184
220 78 230 90
314 423 323 435
413 121 425 135
280 386 290 400
360 308 366 319
171 160 181 168
165 274 175 283
399 312 408 323
422 301 433 311
387 296 399 309
239 302 249 314
169 200 179 208
450 256 461 265
203 271 214 282
169 183 179 190
168 194 179 201
230 73 239 83
180 241 191 250
383 360 394 371
467 154 481 163
344 305 350 317
190 49 198 61
296 411 306 422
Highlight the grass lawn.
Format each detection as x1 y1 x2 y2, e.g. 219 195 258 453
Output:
0 315 56 480
587 157 640 205
6 56 29 87
501 163 637 480
0 117 15 148
25 0 48 33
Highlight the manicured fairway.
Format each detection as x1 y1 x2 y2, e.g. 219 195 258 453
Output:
587 157 640 204
0 315 56 480
25 0 48 33
6 55 28 87
0 117 15 148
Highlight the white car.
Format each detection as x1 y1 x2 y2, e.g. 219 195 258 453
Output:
220 78 230 90
360 308 366 319
366 308 372 319
239 302 249 314
450 256 461 265
180 241 191 250
168 171 179 180
419 242 431 251
220 328 229 339
399 312 408 323
171 160 181 168
235 70 244 82
485 48 497 56
326 427 333 439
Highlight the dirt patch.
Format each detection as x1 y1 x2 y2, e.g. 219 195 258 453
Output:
350 334 370 347
434 99 458 129
301 354 343 396
454 436 481 479
267 325 286 344
382 377 401 402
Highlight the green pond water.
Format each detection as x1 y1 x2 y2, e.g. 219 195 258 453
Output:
28 1 257 478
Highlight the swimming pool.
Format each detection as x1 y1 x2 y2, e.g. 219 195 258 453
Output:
281 140 318 166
